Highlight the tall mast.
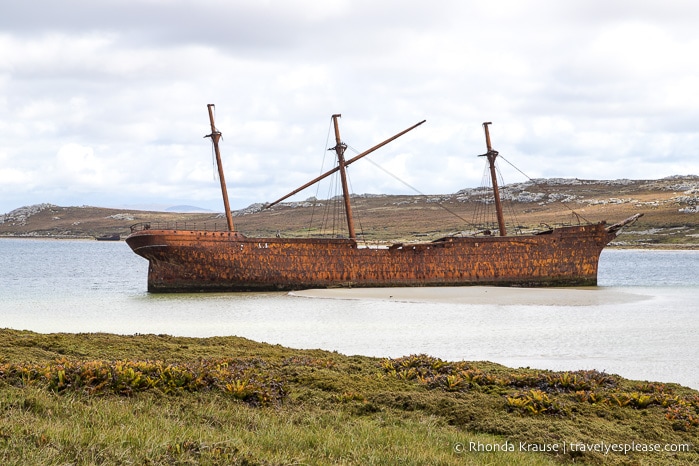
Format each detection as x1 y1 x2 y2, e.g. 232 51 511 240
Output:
205 104 235 232
480 122 507 236
331 114 356 240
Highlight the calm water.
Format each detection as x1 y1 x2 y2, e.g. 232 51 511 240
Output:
1 238 697 389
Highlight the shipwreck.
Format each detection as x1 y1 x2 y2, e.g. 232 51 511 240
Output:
126 105 641 292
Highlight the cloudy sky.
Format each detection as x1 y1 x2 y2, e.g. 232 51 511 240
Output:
2 0 698 214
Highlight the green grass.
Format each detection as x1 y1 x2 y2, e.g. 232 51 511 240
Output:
1 329 697 465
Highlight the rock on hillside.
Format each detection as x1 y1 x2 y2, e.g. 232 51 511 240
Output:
0 203 56 226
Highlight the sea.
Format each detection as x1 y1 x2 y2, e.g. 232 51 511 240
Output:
1 238 697 390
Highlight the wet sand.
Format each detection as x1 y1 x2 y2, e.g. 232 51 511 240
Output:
290 286 650 306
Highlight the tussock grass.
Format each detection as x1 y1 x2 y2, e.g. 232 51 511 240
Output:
0 387 557 465
1 329 697 465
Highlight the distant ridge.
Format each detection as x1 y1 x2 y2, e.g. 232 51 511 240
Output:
107 204 215 213
165 205 213 213
0 175 697 247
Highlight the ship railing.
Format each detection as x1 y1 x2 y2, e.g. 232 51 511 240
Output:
129 222 232 233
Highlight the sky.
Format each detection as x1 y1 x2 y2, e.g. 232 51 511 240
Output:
2 0 699 214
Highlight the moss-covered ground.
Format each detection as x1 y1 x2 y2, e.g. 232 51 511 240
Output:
1 329 697 465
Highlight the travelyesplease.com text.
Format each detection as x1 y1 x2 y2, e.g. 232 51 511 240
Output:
454 440 692 455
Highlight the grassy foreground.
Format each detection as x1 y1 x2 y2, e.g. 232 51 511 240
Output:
0 329 697 465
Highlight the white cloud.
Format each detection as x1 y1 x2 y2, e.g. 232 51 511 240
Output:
1 0 699 215
55 143 103 185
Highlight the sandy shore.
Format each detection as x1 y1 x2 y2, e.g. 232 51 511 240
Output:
290 286 649 306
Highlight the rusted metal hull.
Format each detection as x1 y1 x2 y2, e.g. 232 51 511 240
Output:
125 222 617 292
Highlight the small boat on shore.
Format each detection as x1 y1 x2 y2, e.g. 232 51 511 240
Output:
95 233 120 241
126 105 641 292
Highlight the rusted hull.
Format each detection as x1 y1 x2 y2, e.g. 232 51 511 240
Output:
125 223 616 292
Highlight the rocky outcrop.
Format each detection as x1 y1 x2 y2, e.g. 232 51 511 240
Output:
0 204 56 226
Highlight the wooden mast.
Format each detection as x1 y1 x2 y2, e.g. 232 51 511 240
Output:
331 114 356 240
205 104 235 232
481 122 507 236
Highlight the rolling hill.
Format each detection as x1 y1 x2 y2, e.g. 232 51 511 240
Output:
1 176 698 248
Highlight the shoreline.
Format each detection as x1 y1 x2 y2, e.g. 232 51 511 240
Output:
290 285 651 306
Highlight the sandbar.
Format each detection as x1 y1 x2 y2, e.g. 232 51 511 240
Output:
289 286 649 306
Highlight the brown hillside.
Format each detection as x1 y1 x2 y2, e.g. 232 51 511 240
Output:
1 176 698 247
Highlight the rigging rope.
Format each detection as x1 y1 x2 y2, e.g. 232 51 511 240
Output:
345 144 474 227
210 105 217 181
301 126 592 239
307 118 365 240
307 119 335 237
496 163 523 234
472 163 496 232
498 155 592 225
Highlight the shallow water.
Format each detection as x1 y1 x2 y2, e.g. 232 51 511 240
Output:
1 239 697 389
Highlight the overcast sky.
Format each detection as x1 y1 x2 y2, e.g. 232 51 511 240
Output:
2 0 699 214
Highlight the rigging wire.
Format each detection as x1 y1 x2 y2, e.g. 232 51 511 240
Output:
472 163 496 232
318 164 334 236
498 155 592 225
345 144 474 227
495 163 523 234
307 118 335 237
301 124 597 239
328 163 341 237
314 138 362 240
345 169 367 243
210 105 218 181
309 118 372 239
290 122 591 240
211 143 216 181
